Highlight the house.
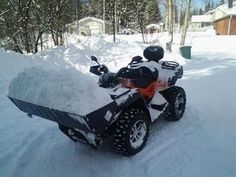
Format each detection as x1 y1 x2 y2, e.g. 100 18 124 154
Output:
66 17 112 36
189 14 213 32
212 1 236 35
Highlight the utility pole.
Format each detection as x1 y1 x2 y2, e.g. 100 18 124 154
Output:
115 0 117 35
76 0 79 33
178 0 183 33
103 0 105 34
112 0 117 42
167 0 174 51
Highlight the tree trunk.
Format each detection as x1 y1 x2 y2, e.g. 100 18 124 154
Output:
34 31 44 53
166 0 174 51
178 0 183 32
40 35 43 51
180 0 191 46
112 0 117 42
137 16 146 43
22 0 33 53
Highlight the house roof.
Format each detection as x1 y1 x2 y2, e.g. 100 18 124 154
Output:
205 10 214 15
213 2 236 21
78 17 105 24
191 15 213 23
66 17 105 27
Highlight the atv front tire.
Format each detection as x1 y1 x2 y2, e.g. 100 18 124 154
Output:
112 108 150 156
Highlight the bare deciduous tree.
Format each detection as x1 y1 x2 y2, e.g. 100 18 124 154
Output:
180 0 192 46
166 0 174 51
0 0 71 53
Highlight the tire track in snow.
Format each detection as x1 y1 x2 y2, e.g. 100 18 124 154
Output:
30 128 66 177
9 126 62 177
135 106 209 169
11 129 52 177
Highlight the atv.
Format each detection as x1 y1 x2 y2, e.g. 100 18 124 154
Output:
8 46 186 156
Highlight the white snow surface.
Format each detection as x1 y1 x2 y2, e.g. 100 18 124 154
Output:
8 67 112 115
191 15 212 23
1 33 236 177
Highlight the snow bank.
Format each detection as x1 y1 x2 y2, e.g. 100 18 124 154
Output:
8 67 112 115
2 32 236 177
191 35 236 58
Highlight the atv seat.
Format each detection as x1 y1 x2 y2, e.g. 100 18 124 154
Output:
116 66 158 88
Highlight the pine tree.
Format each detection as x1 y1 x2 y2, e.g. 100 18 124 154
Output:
199 8 203 15
147 0 161 24
130 0 149 43
90 0 103 18
204 0 214 13
220 0 225 5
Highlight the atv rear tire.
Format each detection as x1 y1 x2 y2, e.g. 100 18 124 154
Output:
112 108 150 156
163 86 186 121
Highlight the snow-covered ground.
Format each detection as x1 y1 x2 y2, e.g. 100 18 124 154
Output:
1 33 236 177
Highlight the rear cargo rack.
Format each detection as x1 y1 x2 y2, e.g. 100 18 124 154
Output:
161 61 179 70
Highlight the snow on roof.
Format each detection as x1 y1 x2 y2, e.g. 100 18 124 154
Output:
213 2 236 21
191 15 213 23
146 24 160 29
226 2 236 15
78 17 105 24
205 10 214 15
66 17 105 27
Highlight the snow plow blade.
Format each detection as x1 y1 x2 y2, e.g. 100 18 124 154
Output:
8 96 117 134
8 96 119 147
8 90 143 147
